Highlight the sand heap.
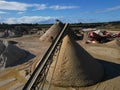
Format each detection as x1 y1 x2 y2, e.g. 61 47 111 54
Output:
47 35 104 87
0 40 27 68
39 20 64 42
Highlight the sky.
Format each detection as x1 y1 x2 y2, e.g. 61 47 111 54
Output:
0 0 120 24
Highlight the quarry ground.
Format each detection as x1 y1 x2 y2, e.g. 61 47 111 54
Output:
0 33 120 90
0 35 50 90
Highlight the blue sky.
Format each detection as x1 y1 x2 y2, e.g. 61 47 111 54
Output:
0 0 120 24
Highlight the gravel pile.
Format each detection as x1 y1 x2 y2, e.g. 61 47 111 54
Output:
39 20 64 42
0 40 27 68
47 35 104 87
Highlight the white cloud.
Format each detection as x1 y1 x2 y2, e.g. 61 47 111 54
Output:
0 11 7 14
104 5 120 12
0 0 79 11
96 5 120 13
0 0 48 11
3 16 57 24
33 4 79 10
17 11 25 14
49 5 79 10
0 0 31 11
35 4 47 10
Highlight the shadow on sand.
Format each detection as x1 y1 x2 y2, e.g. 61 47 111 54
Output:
71 36 120 83
96 59 120 82
6 51 35 68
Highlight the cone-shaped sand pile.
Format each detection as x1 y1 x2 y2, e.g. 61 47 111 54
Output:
0 40 27 68
47 35 104 87
39 20 64 42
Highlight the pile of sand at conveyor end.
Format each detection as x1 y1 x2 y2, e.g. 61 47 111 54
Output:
47 35 104 87
39 20 64 42
0 40 27 68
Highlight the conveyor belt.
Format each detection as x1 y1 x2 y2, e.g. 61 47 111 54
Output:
23 23 69 90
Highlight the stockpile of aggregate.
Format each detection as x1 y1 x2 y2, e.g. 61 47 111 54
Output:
0 40 27 68
47 35 104 87
39 20 64 42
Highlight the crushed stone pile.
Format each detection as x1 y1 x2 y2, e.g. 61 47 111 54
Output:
39 20 64 42
47 35 104 87
0 40 27 68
